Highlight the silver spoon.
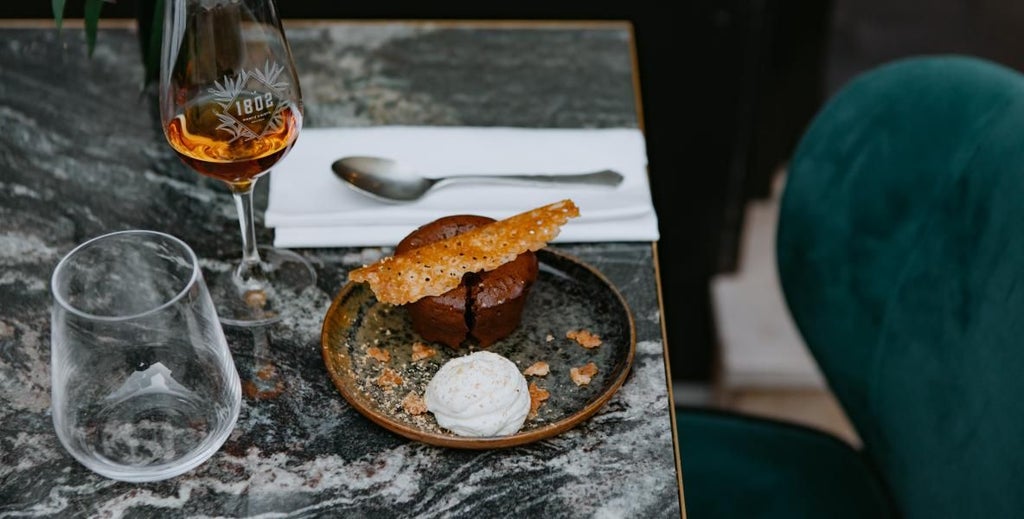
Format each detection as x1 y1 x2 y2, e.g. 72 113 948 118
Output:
331 156 624 203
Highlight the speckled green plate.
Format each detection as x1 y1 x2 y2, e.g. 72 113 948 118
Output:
321 249 636 449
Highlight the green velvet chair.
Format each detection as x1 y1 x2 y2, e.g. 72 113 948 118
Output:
678 55 1024 518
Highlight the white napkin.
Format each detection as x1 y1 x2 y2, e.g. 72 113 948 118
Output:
265 126 659 247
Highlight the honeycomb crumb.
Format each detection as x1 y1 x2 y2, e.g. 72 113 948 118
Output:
376 368 404 391
411 342 437 362
570 362 599 386
567 329 602 349
348 199 580 304
367 347 390 363
523 361 550 377
528 382 550 419
402 392 427 415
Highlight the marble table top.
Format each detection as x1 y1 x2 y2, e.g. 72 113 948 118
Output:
0 20 683 517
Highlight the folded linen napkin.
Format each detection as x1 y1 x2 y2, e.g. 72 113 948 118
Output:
265 126 659 247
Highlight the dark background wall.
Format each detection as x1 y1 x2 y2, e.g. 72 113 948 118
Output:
827 0 1024 94
9 1 1024 383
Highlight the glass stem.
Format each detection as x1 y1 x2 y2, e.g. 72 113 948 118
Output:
231 180 266 290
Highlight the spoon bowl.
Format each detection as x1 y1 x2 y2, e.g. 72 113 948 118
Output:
331 156 623 203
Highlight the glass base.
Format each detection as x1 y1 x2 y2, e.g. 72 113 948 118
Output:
204 247 316 327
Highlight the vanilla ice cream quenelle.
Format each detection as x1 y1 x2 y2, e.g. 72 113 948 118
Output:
424 351 531 437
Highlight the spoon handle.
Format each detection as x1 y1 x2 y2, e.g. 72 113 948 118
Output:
435 169 624 188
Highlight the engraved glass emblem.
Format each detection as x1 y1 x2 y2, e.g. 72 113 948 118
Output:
208 61 292 142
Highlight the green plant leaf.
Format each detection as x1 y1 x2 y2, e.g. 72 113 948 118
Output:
84 0 104 56
52 0 66 30
143 0 165 85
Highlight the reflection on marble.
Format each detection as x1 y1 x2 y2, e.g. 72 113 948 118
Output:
0 22 680 517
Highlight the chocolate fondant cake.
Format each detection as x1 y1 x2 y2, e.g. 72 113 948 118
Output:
395 215 539 348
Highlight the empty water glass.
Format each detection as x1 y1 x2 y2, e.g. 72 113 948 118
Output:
50 230 241 482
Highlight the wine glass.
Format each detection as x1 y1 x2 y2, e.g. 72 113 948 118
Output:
159 0 314 326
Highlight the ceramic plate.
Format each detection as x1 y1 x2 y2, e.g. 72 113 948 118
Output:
320 249 636 449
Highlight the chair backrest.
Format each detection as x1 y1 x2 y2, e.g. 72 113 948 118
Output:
778 56 1024 517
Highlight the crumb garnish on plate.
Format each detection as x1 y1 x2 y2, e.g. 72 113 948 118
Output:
402 392 427 415
366 346 390 363
567 329 602 349
523 361 550 377
570 362 599 386
528 382 550 419
411 341 437 362
376 368 404 391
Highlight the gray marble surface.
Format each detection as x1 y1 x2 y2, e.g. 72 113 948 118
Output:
0 22 682 517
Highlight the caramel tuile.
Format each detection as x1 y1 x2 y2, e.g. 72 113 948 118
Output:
349 199 580 305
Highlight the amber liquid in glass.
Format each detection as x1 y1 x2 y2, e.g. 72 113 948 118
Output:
164 96 300 187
